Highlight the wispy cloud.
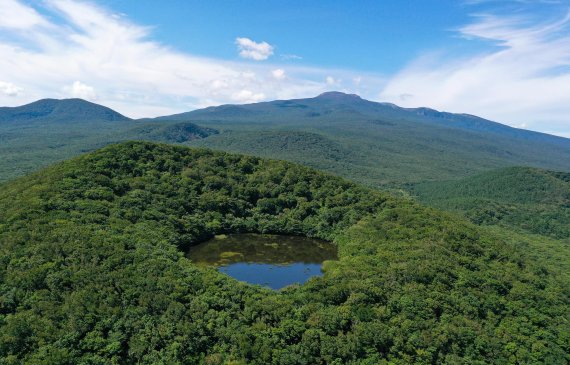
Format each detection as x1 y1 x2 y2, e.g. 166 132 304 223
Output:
281 54 302 61
0 0 50 30
0 0 385 117
380 5 570 136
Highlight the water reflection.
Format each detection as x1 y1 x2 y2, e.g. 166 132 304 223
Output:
186 233 337 289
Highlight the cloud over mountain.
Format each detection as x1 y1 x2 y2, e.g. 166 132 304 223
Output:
0 0 382 118
380 9 570 136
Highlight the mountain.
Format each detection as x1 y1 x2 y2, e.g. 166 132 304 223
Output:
157 92 570 187
0 98 131 123
412 166 570 238
115 121 218 143
161 94 570 273
0 99 217 182
164 91 569 146
0 141 567 363
2 93 570 188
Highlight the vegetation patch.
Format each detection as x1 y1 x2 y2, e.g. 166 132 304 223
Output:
413 166 570 238
0 142 568 364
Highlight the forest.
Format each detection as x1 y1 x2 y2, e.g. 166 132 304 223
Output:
412 167 570 239
0 141 567 364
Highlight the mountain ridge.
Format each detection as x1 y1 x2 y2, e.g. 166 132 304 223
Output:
1 93 569 186
0 98 131 123
0 99 216 182
153 91 570 185
158 91 569 146
412 166 570 238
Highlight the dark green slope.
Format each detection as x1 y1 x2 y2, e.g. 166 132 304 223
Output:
0 99 218 182
412 167 570 238
156 92 570 187
0 142 567 364
190 130 364 174
115 121 218 143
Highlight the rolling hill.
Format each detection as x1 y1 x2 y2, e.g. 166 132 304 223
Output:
0 99 217 182
412 166 570 238
0 141 567 363
0 98 130 123
153 92 570 188
2 93 569 188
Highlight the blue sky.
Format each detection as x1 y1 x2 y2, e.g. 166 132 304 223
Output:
0 0 570 136
97 0 473 73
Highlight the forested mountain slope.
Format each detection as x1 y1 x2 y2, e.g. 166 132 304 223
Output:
2 94 569 188
0 142 567 364
153 92 570 186
0 98 217 182
0 98 130 123
412 166 570 238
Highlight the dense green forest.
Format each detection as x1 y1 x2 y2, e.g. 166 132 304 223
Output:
0 97 220 183
178 92 570 187
412 167 570 239
0 113 217 183
1 142 568 364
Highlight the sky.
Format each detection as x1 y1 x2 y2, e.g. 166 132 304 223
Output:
1 0 570 137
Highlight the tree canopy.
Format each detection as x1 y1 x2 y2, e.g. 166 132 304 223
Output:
0 142 568 364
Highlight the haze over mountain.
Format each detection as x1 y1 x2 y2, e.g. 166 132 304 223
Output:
165 91 569 147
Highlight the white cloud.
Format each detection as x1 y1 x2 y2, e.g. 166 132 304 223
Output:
0 0 50 30
0 1 568 137
235 37 274 61
326 76 339 85
0 0 385 118
272 68 286 80
232 89 265 103
65 81 97 100
0 81 23 96
380 10 570 135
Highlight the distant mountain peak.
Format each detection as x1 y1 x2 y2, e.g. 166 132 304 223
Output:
0 98 130 123
316 91 362 100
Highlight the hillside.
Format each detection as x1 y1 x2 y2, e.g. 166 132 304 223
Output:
0 142 567 363
412 167 570 238
0 99 218 182
158 92 570 187
2 94 569 187
0 98 131 123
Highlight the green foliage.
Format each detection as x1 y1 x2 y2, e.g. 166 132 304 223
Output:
412 167 570 238
0 113 217 183
0 98 130 123
0 142 568 364
174 92 570 188
3 93 570 188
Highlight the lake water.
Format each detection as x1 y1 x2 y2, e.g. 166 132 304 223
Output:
186 233 338 289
